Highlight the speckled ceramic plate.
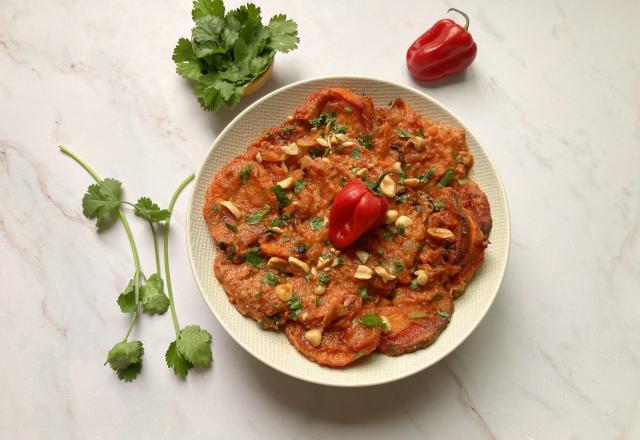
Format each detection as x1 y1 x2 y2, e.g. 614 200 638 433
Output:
187 76 510 387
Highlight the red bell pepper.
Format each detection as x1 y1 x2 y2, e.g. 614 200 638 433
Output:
406 8 477 82
329 171 399 249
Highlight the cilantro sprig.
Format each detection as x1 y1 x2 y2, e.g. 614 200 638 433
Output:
60 145 212 381
173 1 299 112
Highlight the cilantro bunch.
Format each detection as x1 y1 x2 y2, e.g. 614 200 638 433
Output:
60 145 213 381
173 0 299 111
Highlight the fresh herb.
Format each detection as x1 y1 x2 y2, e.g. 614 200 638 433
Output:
271 185 290 209
376 247 384 255
358 313 389 331
309 146 325 158
395 193 409 204
243 246 264 268
418 168 435 183
357 133 372 149
353 351 365 360
438 169 455 187
351 149 361 160
172 1 299 111
225 222 238 232
457 178 468 185
318 272 331 285
294 179 307 193
350 167 360 174
396 224 406 237
61 145 209 380
225 244 236 261
262 271 279 286
359 286 374 301
255 291 263 298
309 216 325 231
304 274 313 282
315 297 322 306
437 309 450 319
392 260 404 273
266 314 281 323
409 313 429 320
332 124 347 134
396 129 411 138
245 204 270 224
433 199 446 211
269 213 292 227
410 279 419 290
417 127 425 138
280 126 295 134
287 294 302 320
309 112 336 128
240 164 253 184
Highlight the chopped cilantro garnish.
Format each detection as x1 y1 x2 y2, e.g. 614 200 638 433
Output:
417 127 425 138
351 149 361 160
357 133 373 149
437 309 451 319
332 124 347 134
418 168 435 183
240 164 252 184
280 126 295 134
359 286 374 301
262 271 279 286
396 224 406 236
294 179 307 193
269 213 292 227
225 244 236 261
309 112 336 128
396 129 411 138
395 193 409 204
438 169 455 187
410 279 419 290
458 178 468 185
210 204 220 214
309 216 325 231
315 297 322 306
224 223 238 233
309 146 325 157
245 204 270 224
433 199 446 211
392 260 404 273
353 351 365 360
358 313 388 331
271 185 290 209
243 247 264 268
287 294 302 320
318 272 331 285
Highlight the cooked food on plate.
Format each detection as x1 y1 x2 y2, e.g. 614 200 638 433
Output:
203 87 491 367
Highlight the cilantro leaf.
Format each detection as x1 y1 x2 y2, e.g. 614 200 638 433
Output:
245 204 270 224
359 286 375 301
309 216 325 231
271 185 290 209
140 273 169 314
133 197 170 222
396 129 411 138
266 14 299 53
419 168 435 183
438 169 455 187
106 341 144 382
392 260 405 273
240 164 252 184
287 294 302 320
309 112 337 128
117 279 137 313
262 271 279 286
332 124 347 134
172 38 203 81
82 178 122 230
192 0 225 20
357 133 373 149
294 179 307 193
358 313 389 331
351 149 361 160
166 340 193 377
318 272 330 285
243 246 264 268
433 199 446 211
177 325 213 367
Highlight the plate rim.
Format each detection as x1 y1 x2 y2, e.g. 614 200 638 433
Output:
186 75 511 387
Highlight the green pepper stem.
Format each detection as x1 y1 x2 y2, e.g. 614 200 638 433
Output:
447 8 470 30
370 170 402 193
163 174 195 338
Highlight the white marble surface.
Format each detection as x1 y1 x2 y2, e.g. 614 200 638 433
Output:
1 0 639 438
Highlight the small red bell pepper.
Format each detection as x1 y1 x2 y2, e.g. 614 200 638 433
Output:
406 8 477 82
329 171 399 249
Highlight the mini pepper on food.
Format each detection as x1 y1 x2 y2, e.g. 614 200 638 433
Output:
329 171 399 249
406 8 477 82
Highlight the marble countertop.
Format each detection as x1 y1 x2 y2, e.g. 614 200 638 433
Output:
2 0 639 438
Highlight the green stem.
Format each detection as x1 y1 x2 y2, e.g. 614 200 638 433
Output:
59 144 143 340
123 310 139 342
370 170 402 193
448 8 470 30
163 174 195 338
149 222 162 278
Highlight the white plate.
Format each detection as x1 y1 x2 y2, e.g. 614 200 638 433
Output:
187 76 510 387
